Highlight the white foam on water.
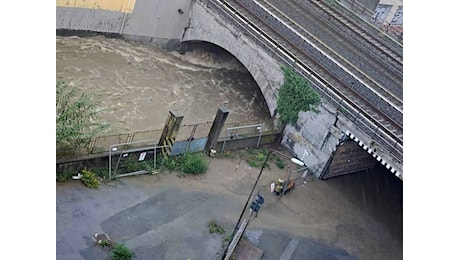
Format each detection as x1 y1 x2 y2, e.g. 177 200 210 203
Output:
56 36 272 133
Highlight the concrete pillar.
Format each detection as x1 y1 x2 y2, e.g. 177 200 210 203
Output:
205 108 229 153
159 110 184 157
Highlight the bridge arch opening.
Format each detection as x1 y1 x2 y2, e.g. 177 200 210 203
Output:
324 162 403 247
177 40 272 121
319 136 403 245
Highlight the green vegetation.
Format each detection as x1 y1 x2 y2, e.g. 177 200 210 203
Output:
98 239 113 248
208 220 226 235
208 219 233 252
56 166 109 183
81 168 99 189
276 67 321 125
163 157 178 171
241 148 285 170
56 171 74 182
275 157 285 169
90 166 110 180
116 155 155 175
256 152 266 161
162 153 209 175
223 233 232 242
179 153 209 175
56 79 109 157
247 160 259 168
109 243 135 260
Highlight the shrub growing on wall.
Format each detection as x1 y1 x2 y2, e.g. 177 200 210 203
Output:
276 67 321 125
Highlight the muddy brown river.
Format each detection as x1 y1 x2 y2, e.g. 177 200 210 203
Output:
56 35 272 134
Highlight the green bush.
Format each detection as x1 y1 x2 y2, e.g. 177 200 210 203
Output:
56 79 109 158
90 167 109 179
223 233 232 242
208 220 226 235
110 243 135 260
81 168 99 189
275 158 285 169
179 153 208 175
247 160 259 168
277 66 321 125
123 156 142 173
153 156 164 170
56 171 73 182
164 157 178 171
256 153 266 161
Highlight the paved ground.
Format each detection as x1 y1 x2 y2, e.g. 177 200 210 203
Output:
56 149 402 260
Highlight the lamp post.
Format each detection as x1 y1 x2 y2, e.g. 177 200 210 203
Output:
221 150 304 259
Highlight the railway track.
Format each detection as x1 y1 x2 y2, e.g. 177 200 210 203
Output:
308 0 403 69
206 0 403 159
258 0 403 106
229 0 402 127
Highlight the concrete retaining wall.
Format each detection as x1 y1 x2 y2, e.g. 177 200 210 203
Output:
56 0 193 49
282 102 343 177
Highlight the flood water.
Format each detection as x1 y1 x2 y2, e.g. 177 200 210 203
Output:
56 36 272 134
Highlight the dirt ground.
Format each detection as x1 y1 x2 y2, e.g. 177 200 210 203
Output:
56 145 402 260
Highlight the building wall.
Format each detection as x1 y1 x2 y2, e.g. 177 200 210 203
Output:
337 0 402 27
372 0 403 26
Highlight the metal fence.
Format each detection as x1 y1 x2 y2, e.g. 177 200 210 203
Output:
57 118 276 160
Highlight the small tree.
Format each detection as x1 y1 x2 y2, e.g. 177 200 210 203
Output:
276 67 321 125
56 79 109 157
110 243 135 260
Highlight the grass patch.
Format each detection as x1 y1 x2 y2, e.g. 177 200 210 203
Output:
275 158 285 169
256 152 266 161
241 148 286 170
163 157 178 171
90 166 110 179
56 171 74 182
223 233 232 242
247 160 259 168
178 152 208 175
208 220 226 235
157 152 209 176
